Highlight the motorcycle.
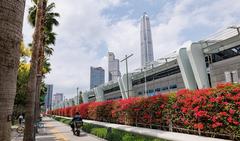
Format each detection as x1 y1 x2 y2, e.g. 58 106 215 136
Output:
72 121 83 136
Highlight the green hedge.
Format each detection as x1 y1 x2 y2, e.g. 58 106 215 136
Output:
82 122 168 141
54 116 71 124
53 116 168 141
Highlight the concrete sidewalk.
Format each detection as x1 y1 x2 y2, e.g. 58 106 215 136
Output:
11 117 104 141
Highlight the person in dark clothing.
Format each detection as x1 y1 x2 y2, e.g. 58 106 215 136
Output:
18 114 24 125
70 112 82 131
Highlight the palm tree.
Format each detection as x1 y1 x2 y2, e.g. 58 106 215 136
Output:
23 0 46 140
28 0 59 122
0 1 26 140
23 0 59 138
28 0 59 50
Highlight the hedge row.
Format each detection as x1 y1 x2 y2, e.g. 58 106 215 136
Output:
82 123 167 141
53 116 166 141
48 83 240 140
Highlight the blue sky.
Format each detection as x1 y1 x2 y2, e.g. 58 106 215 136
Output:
23 0 240 98
103 0 168 21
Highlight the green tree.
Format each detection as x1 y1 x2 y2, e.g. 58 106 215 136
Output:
23 0 59 140
28 0 59 124
14 43 31 117
14 42 51 121
28 0 59 56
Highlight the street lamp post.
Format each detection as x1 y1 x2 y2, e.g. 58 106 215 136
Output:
77 87 79 105
143 67 147 97
63 96 65 108
121 54 133 98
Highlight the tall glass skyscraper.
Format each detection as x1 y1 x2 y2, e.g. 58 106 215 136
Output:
140 12 154 67
108 52 121 81
45 84 53 111
90 67 105 89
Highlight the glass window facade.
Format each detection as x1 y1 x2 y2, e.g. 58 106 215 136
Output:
90 67 105 89
45 84 53 110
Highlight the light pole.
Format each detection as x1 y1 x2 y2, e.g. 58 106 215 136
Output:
63 96 65 108
143 66 147 97
77 87 79 105
121 54 133 98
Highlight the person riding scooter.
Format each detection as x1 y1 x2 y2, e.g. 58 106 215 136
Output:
70 112 83 132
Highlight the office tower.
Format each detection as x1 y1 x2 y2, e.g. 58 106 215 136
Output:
44 84 53 111
52 93 63 109
108 52 121 81
90 67 105 89
54 93 63 103
140 12 154 67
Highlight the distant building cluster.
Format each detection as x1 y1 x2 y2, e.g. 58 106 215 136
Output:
89 12 154 89
51 12 240 108
78 13 240 103
53 93 63 105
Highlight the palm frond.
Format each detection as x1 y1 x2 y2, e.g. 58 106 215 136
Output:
46 2 56 12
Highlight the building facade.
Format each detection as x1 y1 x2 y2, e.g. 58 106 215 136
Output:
80 27 240 103
53 93 63 104
52 93 63 109
108 52 121 81
44 84 53 111
140 12 154 67
90 67 105 89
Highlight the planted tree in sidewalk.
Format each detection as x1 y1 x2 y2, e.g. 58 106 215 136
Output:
14 43 51 123
28 0 59 121
0 1 26 140
14 42 31 118
23 0 45 140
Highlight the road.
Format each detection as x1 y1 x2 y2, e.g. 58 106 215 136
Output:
11 117 104 141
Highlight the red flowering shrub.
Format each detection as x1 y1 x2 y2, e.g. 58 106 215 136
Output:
112 97 141 125
95 100 115 122
88 102 101 120
78 102 91 119
48 83 240 139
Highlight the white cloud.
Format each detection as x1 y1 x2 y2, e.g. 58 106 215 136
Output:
105 19 140 72
22 0 240 98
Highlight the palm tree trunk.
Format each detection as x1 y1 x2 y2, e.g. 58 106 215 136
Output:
34 38 45 134
35 42 44 119
34 0 47 132
0 1 25 141
23 0 45 140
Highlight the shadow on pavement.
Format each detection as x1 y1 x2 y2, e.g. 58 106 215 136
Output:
79 133 88 137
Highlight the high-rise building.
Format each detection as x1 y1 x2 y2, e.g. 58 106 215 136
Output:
52 93 63 109
54 93 63 103
44 84 53 111
90 67 105 89
140 12 154 67
108 52 121 81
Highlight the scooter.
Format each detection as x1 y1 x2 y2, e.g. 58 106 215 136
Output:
73 121 83 136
